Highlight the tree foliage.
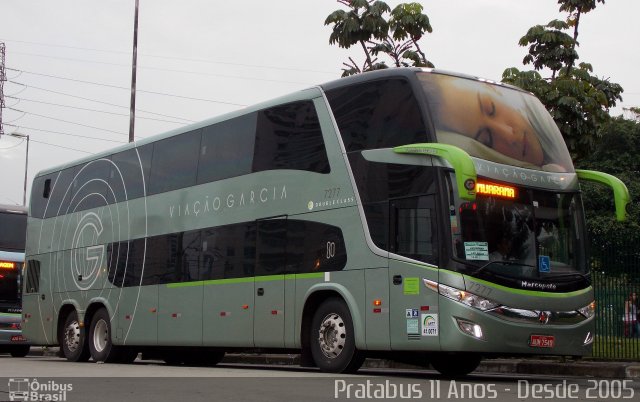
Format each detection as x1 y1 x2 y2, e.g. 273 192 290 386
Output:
576 117 640 270
502 0 622 161
325 0 434 76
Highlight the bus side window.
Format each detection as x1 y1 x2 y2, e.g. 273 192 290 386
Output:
326 79 427 152
43 179 51 198
253 101 330 174
148 129 202 195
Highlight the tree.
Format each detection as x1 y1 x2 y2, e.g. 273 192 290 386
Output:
577 117 640 273
325 0 434 76
502 0 622 161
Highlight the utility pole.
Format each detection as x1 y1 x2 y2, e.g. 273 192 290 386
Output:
0 42 6 137
128 0 139 143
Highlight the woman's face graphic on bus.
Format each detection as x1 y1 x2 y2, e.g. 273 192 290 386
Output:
435 80 545 166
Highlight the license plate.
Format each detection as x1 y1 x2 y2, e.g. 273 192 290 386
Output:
530 334 555 348
10 335 27 342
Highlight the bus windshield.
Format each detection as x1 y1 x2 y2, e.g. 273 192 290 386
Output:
449 176 587 284
0 208 26 306
0 211 27 251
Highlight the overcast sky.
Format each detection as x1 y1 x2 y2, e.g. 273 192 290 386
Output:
1 0 638 206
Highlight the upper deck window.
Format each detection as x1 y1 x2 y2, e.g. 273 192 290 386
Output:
418 73 574 172
326 78 427 152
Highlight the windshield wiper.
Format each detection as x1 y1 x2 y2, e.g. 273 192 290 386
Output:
540 271 589 280
472 260 536 276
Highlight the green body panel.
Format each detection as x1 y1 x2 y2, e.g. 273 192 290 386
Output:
388 259 440 350
438 296 594 355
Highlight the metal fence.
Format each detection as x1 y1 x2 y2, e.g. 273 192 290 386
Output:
590 237 640 360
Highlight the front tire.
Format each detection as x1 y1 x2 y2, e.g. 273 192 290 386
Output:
310 298 364 373
61 310 90 362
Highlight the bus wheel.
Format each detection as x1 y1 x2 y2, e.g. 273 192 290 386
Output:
429 353 481 378
88 308 119 363
10 345 30 357
61 310 90 362
310 298 364 373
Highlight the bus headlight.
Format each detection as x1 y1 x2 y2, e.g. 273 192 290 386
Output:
578 301 596 319
438 284 500 311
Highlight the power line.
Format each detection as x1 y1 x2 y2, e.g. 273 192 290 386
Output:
8 81 195 122
7 52 313 85
0 38 336 75
7 69 247 106
4 123 129 143
7 106 128 136
6 96 187 125
30 138 94 154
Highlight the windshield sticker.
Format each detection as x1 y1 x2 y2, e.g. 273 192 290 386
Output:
464 242 489 261
403 278 420 295
422 314 439 336
538 255 551 273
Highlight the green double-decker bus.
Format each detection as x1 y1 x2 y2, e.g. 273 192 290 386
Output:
22 68 629 376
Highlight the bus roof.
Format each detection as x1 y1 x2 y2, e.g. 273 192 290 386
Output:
31 67 527 179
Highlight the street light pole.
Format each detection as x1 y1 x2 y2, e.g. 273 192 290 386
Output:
128 0 139 143
9 133 29 206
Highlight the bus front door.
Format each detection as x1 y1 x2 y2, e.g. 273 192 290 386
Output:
388 195 441 351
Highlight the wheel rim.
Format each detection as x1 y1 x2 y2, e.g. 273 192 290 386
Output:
92 319 109 353
64 319 81 353
317 313 347 359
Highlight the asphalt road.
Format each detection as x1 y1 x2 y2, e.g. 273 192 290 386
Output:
1 355 639 402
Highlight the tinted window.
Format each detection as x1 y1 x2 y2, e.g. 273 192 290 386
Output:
198 114 257 183
110 147 152 200
256 219 287 276
326 79 427 152
25 259 41 294
0 211 27 251
287 220 347 273
31 174 57 219
348 153 438 254
0 265 19 304
107 239 145 287
68 159 112 212
44 166 79 218
142 231 201 285
201 223 256 280
253 102 330 174
149 130 201 194
390 196 437 264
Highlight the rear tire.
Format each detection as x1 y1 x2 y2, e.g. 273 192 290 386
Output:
310 298 364 373
88 308 121 363
60 310 90 362
430 353 481 377
10 345 30 358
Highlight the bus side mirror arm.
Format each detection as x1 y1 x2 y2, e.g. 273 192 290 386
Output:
393 143 477 201
576 169 631 222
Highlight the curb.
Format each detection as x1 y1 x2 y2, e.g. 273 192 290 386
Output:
29 348 640 379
